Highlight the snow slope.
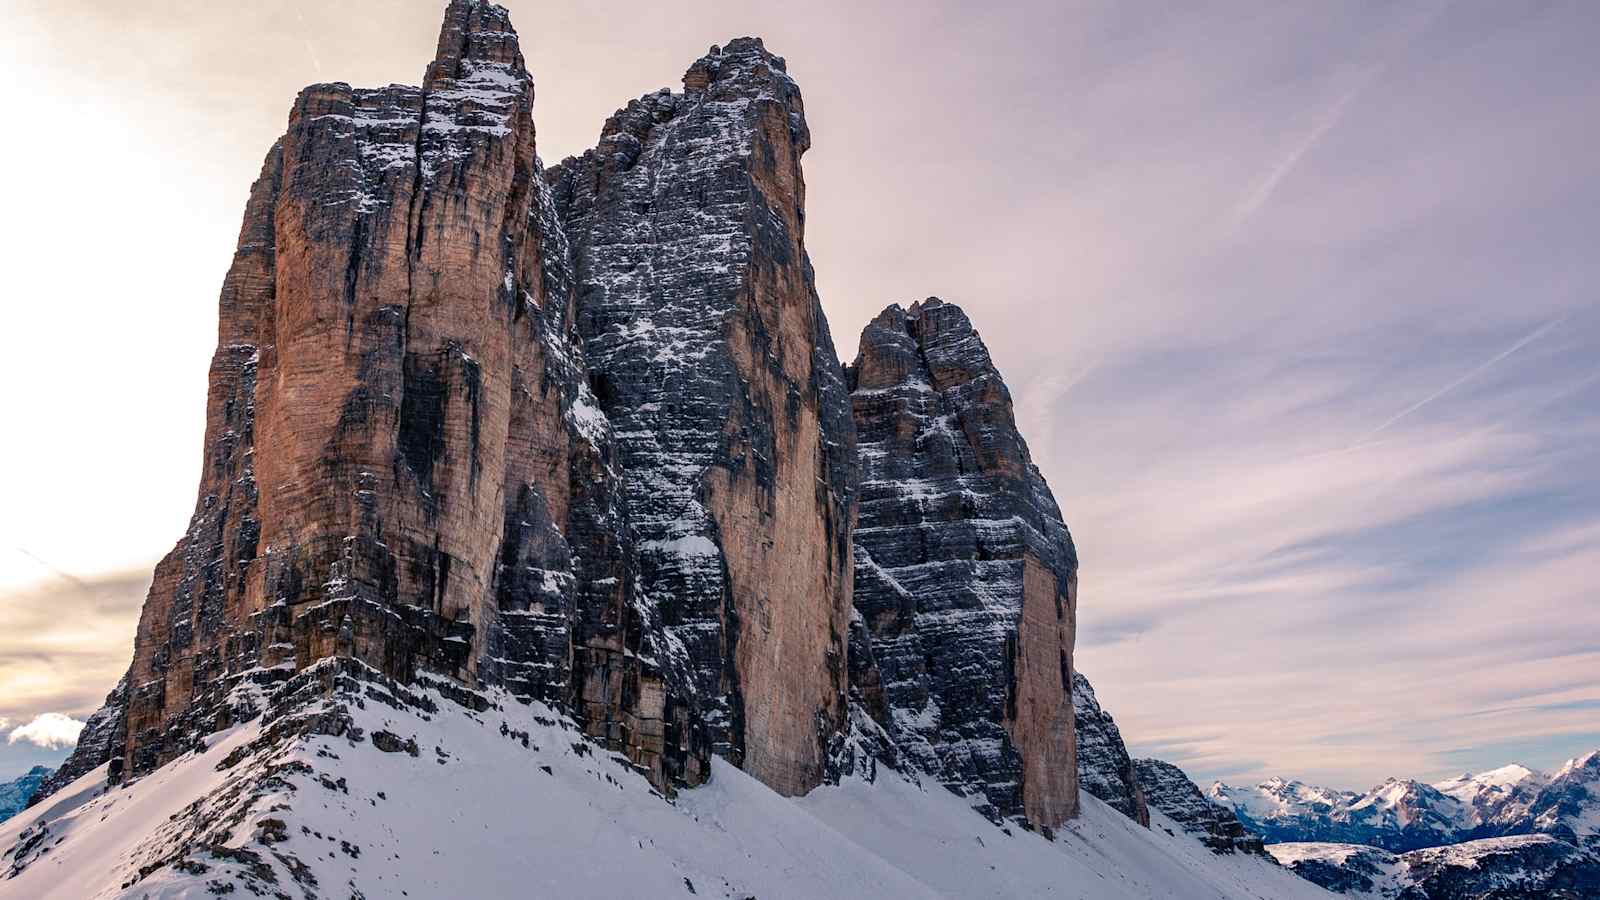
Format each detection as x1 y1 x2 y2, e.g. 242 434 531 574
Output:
0 660 1331 899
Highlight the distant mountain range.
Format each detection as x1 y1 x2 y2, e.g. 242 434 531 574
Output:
1209 751 1600 897
0 768 51 825
1209 750 1599 852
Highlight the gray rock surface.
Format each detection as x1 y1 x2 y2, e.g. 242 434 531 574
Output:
549 36 856 796
847 298 1079 830
1135 758 1267 855
1074 672 1149 826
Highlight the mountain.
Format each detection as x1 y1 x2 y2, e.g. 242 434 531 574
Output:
1433 764 1549 837
1270 836 1600 899
1525 750 1600 850
1210 750 1600 853
847 298 1080 830
0 2 1220 895
546 34 857 795
1137 759 1267 856
0 769 50 825
37 0 864 804
1215 751 1600 897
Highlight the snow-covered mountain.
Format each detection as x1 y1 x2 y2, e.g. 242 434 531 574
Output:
1211 752 1600 854
1433 764 1549 836
1269 835 1600 899
1215 752 1600 897
1209 776 1472 851
1528 750 1600 850
0 659 1334 899
0 769 51 826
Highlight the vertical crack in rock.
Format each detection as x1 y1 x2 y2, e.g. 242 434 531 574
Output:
846 298 1079 829
548 38 856 796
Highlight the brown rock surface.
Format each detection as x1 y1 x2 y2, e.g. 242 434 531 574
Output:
109 0 634 780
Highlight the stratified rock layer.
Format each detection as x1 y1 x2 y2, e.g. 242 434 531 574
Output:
847 298 1078 829
1135 758 1267 855
548 40 856 796
1075 672 1149 826
46 4 861 804
45 0 636 792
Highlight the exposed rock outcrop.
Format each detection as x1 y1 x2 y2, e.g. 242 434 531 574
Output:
40 2 857 805
547 37 856 796
1074 672 1149 826
846 298 1079 830
1270 834 1600 899
1136 759 1268 855
28 678 127 805
98 0 641 785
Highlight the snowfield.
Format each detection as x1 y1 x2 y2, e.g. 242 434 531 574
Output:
0 662 1330 899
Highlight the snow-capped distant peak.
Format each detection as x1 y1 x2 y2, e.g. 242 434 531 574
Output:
1557 749 1600 778
1433 763 1546 800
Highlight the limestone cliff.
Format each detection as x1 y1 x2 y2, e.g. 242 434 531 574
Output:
547 40 856 796
44 2 859 803
847 298 1079 830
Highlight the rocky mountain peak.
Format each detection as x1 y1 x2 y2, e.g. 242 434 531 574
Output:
425 0 525 86
848 296 1079 830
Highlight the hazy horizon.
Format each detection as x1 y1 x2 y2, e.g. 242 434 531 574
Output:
1 0 1595 791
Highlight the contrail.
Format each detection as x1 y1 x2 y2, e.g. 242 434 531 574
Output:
294 8 325 77
14 548 90 590
1350 314 1568 448
1228 66 1382 230
1227 0 1457 233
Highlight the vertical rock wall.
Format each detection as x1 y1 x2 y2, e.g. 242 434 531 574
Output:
105 0 637 781
549 39 856 796
848 298 1080 829
46 4 1094 821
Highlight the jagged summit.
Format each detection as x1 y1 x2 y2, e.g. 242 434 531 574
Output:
0 3 1347 896
848 295 1080 829
546 22 853 795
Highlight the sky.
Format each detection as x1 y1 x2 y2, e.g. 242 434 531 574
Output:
0 0 1595 790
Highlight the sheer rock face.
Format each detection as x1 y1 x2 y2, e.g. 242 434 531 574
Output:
547 39 856 796
1135 759 1268 855
846 298 1079 829
52 8 856 804
1074 673 1150 826
62 0 636 786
